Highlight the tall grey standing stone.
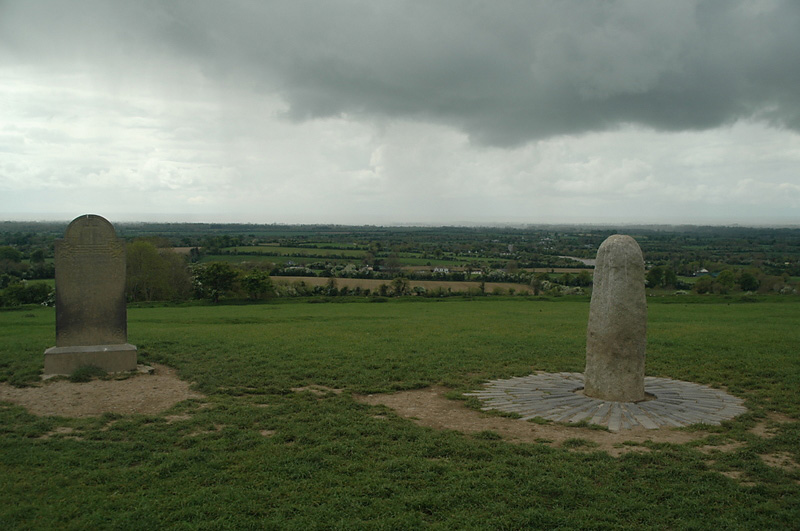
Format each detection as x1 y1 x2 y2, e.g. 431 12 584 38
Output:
43 215 137 375
584 235 646 402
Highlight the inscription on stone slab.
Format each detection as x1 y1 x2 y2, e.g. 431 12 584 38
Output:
584 234 647 402
44 215 136 374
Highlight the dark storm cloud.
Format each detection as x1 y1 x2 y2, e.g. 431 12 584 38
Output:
3 0 800 146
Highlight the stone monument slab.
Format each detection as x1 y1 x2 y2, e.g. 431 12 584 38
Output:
44 214 137 375
583 234 647 402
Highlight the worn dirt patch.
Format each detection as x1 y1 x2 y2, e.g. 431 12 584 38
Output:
760 452 800 474
750 412 794 439
0 364 204 418
697 441 747 454
291 385 343 396
720 470 757 486
188 424 224 437
164 414 194 424
354 386 707 456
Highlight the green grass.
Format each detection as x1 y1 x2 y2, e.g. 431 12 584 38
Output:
67 364 107 383
1 297 799 528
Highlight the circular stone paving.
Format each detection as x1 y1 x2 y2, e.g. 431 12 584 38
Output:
465 373 747 432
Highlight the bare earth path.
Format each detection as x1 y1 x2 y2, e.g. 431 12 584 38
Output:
357 386 714 456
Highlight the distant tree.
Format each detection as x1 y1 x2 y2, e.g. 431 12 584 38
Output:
738 271 760 292
325 277 339 296
530 272 550 295
127 241 170 301
292 280 312 296
163 251 192 300
575 270 593 287
240 270 275 299
757 275 785 294
693 276 715 294
188 247 202 263
194 262 238 303
30 249 45 263
663 268 678 288
716 270 736 290
646 266 664 288
0 246 22 262
391 276 410 296
0 245 26 278
1 281 52 307
384 253 402 274
127 240 191 301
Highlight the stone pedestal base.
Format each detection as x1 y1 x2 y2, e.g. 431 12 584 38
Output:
43 344 138 375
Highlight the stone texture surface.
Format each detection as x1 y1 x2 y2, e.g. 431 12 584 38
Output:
584 234 647 402
465 373 747 432
55 214 127 347
44 214 136 374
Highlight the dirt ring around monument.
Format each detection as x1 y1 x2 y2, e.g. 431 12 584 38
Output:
3 366 789 461
0 364 203 418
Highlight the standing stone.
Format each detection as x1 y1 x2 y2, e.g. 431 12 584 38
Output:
584 235 646 402
43 215 137 375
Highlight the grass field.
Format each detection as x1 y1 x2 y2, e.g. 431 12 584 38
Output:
1 297 799 528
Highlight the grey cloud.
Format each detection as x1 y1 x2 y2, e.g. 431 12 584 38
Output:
3 0 800 146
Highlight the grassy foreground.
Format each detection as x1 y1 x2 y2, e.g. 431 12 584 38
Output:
1 296 799 528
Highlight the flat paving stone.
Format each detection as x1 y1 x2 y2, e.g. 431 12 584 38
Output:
465 373 746 432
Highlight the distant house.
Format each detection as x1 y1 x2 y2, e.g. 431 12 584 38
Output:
433 267 449 274
694 268 710 276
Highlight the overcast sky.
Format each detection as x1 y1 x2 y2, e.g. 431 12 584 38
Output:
2 1 799 226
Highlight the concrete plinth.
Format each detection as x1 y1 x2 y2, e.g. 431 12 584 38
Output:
43 343 138 375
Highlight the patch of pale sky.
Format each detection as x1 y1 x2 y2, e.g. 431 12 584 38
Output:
2 45 800 225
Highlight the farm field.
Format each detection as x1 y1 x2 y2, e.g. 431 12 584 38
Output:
229 245 370 258
271 276 535 295
200 254 469 268
204 246 470 268
1 296 799 528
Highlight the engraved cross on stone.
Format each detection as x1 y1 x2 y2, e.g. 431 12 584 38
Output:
78 216 103 245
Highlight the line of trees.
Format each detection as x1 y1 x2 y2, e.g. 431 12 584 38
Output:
126 241 277 303
0 246 54 306
4 236 800 307
0 280 52 307
692 269 797 295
